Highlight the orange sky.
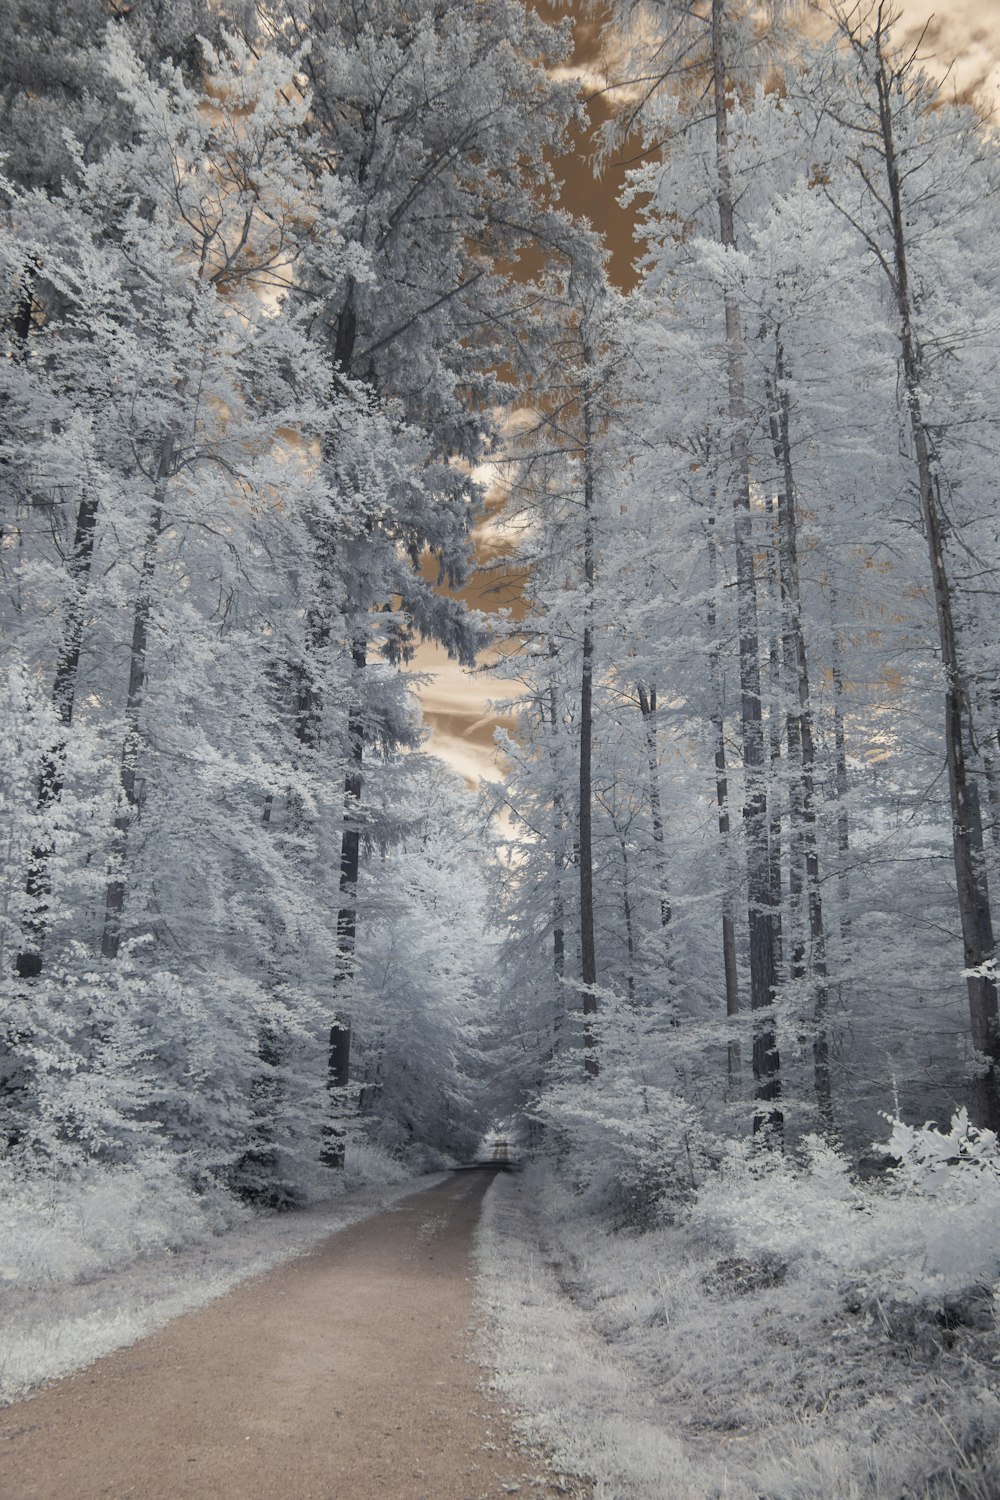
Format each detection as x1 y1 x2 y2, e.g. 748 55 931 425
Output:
414 0 1000 791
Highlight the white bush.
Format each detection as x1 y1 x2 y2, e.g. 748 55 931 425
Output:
0 1157 248 1293
690 1112 1000 1307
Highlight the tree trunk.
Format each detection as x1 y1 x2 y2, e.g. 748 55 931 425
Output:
620 834 636 1007
872 29 1000 1130
706 525 742 1081
100 430 176 962
769 354 833 1133
321 298 364 1164
3 268 92 1142
763 492 785 982
827 584 852 967
10 262 101 979
579 371 598 1078
10 258 36 347
547 659 566 1053
711 0 780 1126
322 635 365 1168
16 486 99 978
637 681 672 936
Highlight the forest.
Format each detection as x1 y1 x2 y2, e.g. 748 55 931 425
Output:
3 2 1000 1494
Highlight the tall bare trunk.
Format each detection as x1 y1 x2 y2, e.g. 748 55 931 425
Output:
637 681 672 937
871 28 1000 1129
547 658 566 1053
321 636 364 1168
763 492 785 982
620 833 637 1006
711 0 779 1126
769 355 833 1132
707 525 741 1080
100 431 176 961
319 293 373 1165
579 373 598 1078
826 583 852 968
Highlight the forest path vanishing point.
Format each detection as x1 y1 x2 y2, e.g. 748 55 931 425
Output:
0 1172 581 1500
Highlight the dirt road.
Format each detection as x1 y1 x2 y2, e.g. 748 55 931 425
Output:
0 1171 579 1500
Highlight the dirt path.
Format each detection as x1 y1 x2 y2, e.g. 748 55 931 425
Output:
0 1171 579 1500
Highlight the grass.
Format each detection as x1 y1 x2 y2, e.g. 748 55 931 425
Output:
476 1165 1000 1500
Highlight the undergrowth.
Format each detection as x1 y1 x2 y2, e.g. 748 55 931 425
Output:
478 1114 1000 1499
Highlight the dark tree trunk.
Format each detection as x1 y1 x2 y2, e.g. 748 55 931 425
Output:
101 430 176 962
620 834 636 1006
547 660 566 1053
2 263 94 1141
637 681 672 936
321 295 364 1165
711 0 779 1127
827 585 852 966
10 256 36 348
322 636 365 1168
706 526 742 1081
763 492 784 982
769 354 833 1134
869 25 1000 1129
16 488 99 979
579 373 598 1078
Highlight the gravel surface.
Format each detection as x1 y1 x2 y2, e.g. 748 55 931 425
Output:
0 1171 581 1500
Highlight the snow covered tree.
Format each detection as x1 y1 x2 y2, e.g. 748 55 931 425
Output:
261 0 583 1149
0 24 358 1182
804 2 1000 1129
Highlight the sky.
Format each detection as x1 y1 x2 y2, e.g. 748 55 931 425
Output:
414 0 1000 790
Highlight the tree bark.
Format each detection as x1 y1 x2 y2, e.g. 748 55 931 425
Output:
763 491 785 983
315 295 365 1169
16 486 99 978
707 525 742 1081
579 367 599 1079
100 430 176 962
321 635 365 1168
8 255 37 351
711 0 779 1127
637 681 672 937
826 584 852 968
8 260 101 980
870 24 1000 1129
547 658 566 1053
620 832 637 1006
769 354 833 1133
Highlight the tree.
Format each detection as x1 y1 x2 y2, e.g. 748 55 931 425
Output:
598 0 786 1124
0 22 357 1175
267 0 582 1142
807 1 1000 1129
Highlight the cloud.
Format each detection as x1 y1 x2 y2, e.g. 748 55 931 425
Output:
412 640 520 789
898 1 1000 109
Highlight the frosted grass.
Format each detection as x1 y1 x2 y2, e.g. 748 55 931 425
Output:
477 1168 1000 1500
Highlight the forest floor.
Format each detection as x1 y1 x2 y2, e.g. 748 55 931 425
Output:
477 1169 1000 1500
13 1158 998 1500
0 1171 587 1500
